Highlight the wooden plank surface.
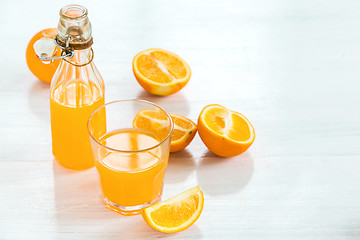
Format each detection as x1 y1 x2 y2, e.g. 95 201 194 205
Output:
0 0 360 239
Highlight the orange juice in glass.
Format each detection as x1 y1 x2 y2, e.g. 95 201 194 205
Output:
88 100 173 215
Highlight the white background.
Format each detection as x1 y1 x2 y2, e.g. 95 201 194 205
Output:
0 0 359 239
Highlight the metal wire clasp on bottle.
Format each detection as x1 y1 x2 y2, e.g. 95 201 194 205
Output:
39 35 73 61
38 35 94 67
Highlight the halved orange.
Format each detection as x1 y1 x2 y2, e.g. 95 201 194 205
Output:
133 48 191 96
142 186 204 233
133 109 197 152
198 104 255 157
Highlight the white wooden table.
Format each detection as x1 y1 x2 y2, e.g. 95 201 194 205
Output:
1 0 359 239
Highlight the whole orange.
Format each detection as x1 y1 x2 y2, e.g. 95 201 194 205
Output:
25 28 61 83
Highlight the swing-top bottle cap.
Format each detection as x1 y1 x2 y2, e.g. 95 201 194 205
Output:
56 4 93 50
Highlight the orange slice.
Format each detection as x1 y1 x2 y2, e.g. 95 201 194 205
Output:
133 109 197 152
170 114 197 152
198 104 255 157
133 48 191 96
142 186 204 233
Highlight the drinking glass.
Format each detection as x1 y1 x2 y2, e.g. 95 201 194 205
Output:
88 100 173 215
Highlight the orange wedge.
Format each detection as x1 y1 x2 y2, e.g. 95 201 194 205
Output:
142 186 204 233
170 114 197 152
133 48 191 96
198 104 255 157
133 109 197 152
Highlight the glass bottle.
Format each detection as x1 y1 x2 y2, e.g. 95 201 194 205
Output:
50 5 105 170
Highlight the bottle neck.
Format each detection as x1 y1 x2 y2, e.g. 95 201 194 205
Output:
65 48 92 66
57 5 93 51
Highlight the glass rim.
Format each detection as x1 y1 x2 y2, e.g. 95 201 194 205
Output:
87 99 174 153
60 4 88 20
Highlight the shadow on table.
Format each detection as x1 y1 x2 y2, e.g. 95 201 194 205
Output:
196 151 254 195
122 223 202 239
52 159 202 239
136 90 190 117
165 149 196 183
52 160 120 221
28 80 50 122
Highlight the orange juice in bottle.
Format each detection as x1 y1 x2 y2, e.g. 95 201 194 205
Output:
50 5 105 170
